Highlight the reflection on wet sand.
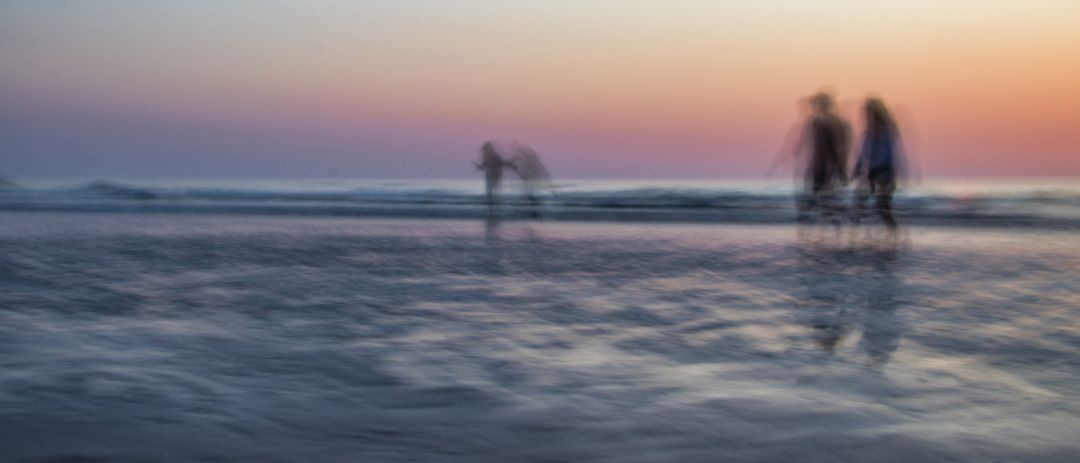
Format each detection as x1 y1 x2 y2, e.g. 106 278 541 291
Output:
484 216 502 242
2 215 1078 462
796 237 906 368
860 257 903 367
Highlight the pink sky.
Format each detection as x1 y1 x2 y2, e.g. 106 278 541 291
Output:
2 1 1078 178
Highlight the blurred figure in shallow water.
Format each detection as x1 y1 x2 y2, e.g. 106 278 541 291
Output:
851 97 907 235
773 92 851 229
801 92 851 226
474 141 513 213
508 142 554 209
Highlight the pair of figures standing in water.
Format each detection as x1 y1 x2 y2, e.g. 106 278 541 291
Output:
780 92 909 234
474 141 552 212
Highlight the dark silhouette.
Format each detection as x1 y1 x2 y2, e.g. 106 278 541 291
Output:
473 140 555 217
851 97 906 234
799 92 851 226
773 92 851 229
474 141 514 212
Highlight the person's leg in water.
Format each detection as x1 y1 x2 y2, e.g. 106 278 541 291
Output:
800 167 830 234
824 184 845 234
485 171 502 215
849 179 872 242
814 171 845 238
797 192 814 225
797 174 817 225
796 171 818 239
816 186 835 237
524 184 541 219
870 170 899 239
812 166 846 239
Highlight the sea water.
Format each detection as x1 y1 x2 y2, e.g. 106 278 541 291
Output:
3 177 1079 226
0 179 1078 462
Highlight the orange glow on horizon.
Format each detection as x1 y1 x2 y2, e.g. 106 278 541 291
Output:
2 1 1078 177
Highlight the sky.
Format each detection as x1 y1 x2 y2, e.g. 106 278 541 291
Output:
1 0 1078 179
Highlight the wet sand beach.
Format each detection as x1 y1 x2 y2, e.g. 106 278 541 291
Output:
1 213 1077 462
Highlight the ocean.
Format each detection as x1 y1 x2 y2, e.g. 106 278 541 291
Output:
2 177 1079 226
1 178 1078 462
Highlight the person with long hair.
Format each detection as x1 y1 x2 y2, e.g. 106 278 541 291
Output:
851 97 905 232
507 142 554 208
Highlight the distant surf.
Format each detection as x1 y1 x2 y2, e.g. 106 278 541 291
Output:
1 178 1078 228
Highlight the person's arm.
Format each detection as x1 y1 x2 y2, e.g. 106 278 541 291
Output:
890 105 922 186
830 119 851 184
851 134 867 178
766 122 807 176
504 158 519 175
898 131 920 184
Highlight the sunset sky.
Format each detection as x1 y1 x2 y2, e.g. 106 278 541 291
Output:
2 1 1078 179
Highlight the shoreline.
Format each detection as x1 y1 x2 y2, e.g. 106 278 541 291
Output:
1 203 1076 230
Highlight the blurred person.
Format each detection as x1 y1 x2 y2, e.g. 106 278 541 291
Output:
851 97 906 234
802 92 851 225
474 141 513 213
508 142 554 208
773 92 851 228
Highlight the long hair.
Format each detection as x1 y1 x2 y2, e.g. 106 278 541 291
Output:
864 97 896 137
859 97 907 179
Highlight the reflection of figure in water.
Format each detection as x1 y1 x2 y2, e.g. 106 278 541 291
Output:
797 247 857 355
508 143 554 208
795 242 906 368
799 92 851 226
474 141 514 212
851 97 906 236
859 255 903 367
